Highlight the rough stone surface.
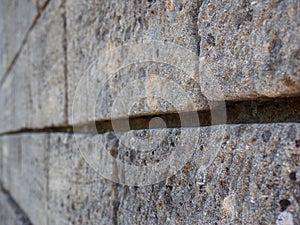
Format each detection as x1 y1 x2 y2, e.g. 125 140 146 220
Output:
1 0 299 132
276 211 295 225
0 0 66 133
115 123 300 224
0 0 38 80
0 133 119 225
0 188 31 225
0 123 299 224
68 0 300 125
48 134 117 225
198 0 300 100
67 0 203 124
0 1 300 225
1 134 48 225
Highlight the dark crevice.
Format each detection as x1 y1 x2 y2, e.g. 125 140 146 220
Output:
0 0 52 89
195 0 203 57
0 183 33 225
111 147 120 225
112 183 120 225
0 96 299 136
112 186 120 225
39 0 51 11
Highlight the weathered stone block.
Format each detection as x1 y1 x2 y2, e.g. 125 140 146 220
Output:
0 0 66 133
116 124 300 224
1 134 48 225
198 0 300 100
67 0 204 125
0 189 31 225
48 134 117 225
0 0 38 79
67 0 300 126
0 123 299 224
0 133 117 225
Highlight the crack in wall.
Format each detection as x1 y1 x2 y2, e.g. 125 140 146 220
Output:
0 0 52 89
0 182 33 225
1 2 299 225
39 0 51 12
0 96 299 136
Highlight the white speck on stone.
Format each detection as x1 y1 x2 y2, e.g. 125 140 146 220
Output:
276 211 294 225
221 194 236 215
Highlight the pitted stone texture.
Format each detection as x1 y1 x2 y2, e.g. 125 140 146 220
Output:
0 0 66 133
0 0 37 80
0 189 31 225
67 0 203 125
1 134 48 225
48 134 117 225
198 0 300 100
0 134 117 225
77 61 208 123
116 123 300 224
0 123 299 224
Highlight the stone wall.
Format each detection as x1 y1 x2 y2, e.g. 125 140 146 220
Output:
0 0 299 224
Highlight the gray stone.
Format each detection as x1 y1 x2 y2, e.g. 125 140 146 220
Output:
0 188 31 225
0 0 66 133
38 0 50 10
66 0 204 125
1 0 299 134
68 0 300 126
0 0 38 80
0 123 299 224
48 134 116 225
276 211 295 225
1 134 48 225
0 1 299 225
0 133 117 225
115 123 300 224
0 138 2 183
198 0 300 100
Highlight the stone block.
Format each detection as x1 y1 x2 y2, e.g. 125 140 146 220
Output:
66 0 204 125
1 134 48 225
0 0 38 79
198 0 300 100
116 123 300 224
47 134 117 225
68 0 300 126
0 188 31 225
0 0 66 133
0 123 299 224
